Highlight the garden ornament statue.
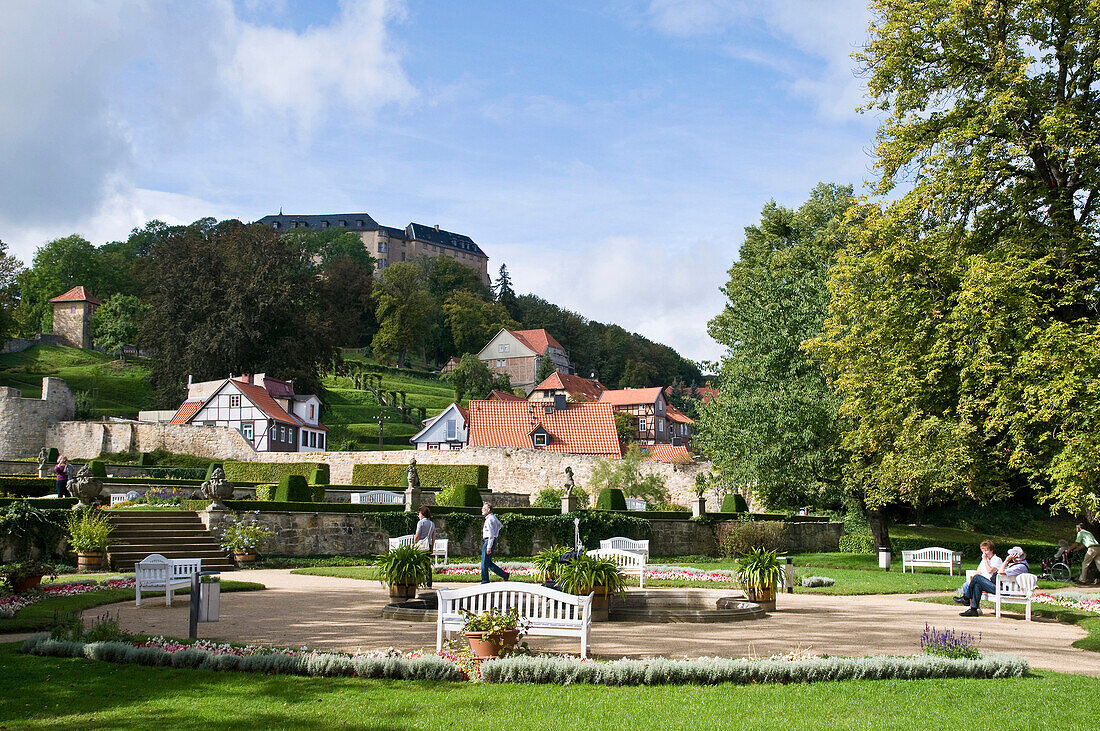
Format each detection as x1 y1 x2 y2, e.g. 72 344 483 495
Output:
201 467 234 511
407 457 420 491
36 448 50 478
564 466 575 497
70 464 104 507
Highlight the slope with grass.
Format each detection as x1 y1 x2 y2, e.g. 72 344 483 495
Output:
0 346 154 418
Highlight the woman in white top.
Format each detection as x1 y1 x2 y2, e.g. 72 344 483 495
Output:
954 540 1001 604
414 506 436 588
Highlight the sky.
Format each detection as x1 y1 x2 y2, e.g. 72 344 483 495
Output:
0 0 879 364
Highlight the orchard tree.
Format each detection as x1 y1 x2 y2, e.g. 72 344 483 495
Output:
371 261 434 368
91 294 149 358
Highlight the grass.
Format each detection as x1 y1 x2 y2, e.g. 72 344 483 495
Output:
0 642 1095 729
890 522 1072 550
0 346 154 418
0 581 266 633
919 595 1100 653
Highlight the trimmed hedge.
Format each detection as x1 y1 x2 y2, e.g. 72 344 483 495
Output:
839 535 876 554
205 462 224 480
221 462 321 484
0 477 56 498
274 475 313 502
181 500 406 513
88 460 107 478
350 463 489 490
0 497 76 509
437 484 482 507
720 493 748 513
309 465 330 485
595 488 627 511
888 536 1055 563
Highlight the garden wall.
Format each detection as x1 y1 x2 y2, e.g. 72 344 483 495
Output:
0 379 75 459
46 421 256 461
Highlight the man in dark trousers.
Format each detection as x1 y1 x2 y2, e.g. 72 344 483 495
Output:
480 503 510 584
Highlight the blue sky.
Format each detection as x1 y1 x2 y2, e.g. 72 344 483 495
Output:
0 0 877 363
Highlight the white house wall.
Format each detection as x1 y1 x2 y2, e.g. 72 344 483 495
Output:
477 329 535 361
411 403 466 450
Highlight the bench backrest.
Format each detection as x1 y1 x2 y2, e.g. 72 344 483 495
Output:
587 548 645 569
600 537 650 554
352 490 404 504
624 498 646 511
136 554 200 582
906 547 959 562
998 573 1037 596
388 535 417 550
437 581 592 625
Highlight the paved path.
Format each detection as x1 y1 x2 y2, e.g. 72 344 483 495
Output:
80 569 1100 676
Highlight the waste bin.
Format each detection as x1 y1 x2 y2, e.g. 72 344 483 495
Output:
198 575 220 622
878 548 892 570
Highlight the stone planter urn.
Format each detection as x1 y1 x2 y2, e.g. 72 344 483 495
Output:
201 468 234 511
69 464 104 507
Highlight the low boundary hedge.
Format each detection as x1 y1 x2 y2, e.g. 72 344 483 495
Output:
480 653 1029 685
221 462 323 485
351 464 489 490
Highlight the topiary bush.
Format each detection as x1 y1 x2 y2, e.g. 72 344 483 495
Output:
720 493 748 513
595 488 626 511
254 484 276 501
351 463 489 490
222 462 320 484
88 460 107 478
437 484 482 507
274 475 313 502
309 465 329 485
137 452 153 467
531 486 591 508
715 520 787 557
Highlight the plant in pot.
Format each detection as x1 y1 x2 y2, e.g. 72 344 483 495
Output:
0 560 58 594
375 544 432 601
461 606 525 659
219 515 273 566
66 507 114 571
532 545 571 583
555 554 627 621
735 547 784 611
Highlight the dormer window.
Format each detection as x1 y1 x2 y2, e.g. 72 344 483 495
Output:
530 426 550 448
534 433 548 446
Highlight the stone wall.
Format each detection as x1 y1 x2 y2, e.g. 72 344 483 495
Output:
1 334 66 355
45 421 257 460
0 379 75 458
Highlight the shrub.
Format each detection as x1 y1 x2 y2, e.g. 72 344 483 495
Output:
66 508 115 553
531 486 591 508
88 460 107 478
221 462 320 484
0 477 56 498
653 502 690 513
309 465 330 485
437 484 482 508
716 520 787 557
920 624 982 660
720 493 748 513
311 486 326 502
350 463 489 490
274 475 312 502
254 484 276 501
839 535 875 554
595 488 627 511
137 452 153 467
219 515 273 553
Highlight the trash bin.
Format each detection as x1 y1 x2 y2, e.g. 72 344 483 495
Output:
878 548 892 570
198 575 220 622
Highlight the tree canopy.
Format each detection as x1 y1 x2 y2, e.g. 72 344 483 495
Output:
371 261 434 369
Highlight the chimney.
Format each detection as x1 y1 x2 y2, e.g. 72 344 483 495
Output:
254 373 266 386
187 375 193 387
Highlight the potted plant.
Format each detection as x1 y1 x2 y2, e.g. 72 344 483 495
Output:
0 560 57 594
555 554 627 621
218 514 273 566
735 547 784 611
532 545 570 583
66 508 114 571
461 606 524 659
375 544 432 600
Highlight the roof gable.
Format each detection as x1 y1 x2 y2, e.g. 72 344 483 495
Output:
411 402 467 443
466 400 621 457
533 372 605 401
509 329 564 354
479 329 537 359
49 286 102 305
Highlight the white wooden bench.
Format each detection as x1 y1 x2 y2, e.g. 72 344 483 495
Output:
902 547 963 575
587 548 647 588
135 554 201 607
600 537 650 560
625 498 646 511
110 490 141 506
965 570 1039 620
388 534 449 566
351 490 403 504
436 581 594 658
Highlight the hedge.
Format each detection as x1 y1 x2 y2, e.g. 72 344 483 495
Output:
437 484 482 507
310 465 330 485
205 462 224 480
89 460 107 478
221 462 322 485
720 493 748 513
595 488 627 511
274 475 313 502
0 497 76 509
181 500 407 513
888 536 1055 563
0 477 56 497
350 464 489 490
839 535 876 554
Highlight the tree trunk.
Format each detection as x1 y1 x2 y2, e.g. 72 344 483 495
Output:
397 348 407 369
868 509 891 551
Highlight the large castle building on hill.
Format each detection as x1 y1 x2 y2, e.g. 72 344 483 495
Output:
257 212 489 285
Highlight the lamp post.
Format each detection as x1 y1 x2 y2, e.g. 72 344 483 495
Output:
377 414 384 450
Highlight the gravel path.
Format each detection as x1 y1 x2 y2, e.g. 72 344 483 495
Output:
68 569 1100 676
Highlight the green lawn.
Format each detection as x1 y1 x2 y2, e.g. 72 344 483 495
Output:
0 642 1094 729
919 596 1100 653
0 581 266 633
0 346 154 418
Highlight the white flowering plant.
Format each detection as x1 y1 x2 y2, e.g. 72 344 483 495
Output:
219 514 272 553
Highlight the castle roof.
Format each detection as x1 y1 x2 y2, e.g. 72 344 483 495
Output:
49 286 101 305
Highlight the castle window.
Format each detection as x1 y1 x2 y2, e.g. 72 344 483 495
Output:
272 222 280 229
71 307 76 314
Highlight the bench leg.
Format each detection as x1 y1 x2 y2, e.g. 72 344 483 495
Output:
580 630 587 660
1025 600 1031 621
166 584 172 607
639 571 645 589
136 583 142 607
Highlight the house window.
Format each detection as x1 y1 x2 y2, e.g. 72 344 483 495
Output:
204 421 215 427
446 419 456 440
242 422 254 442
658 418 664 432
71 306 76 314
534 433 548 446
318 433 325 450
428 443 440 450
498 344 508 353
310 432 317 447
450 443 462 450
230 395 241 408
639 418 647 431
279 426 286 442
496 359 505 367
309 404 315 419
301 430 307 446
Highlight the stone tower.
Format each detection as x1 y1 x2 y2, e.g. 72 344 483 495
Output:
49 286 101 349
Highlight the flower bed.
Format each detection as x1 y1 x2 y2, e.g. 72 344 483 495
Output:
1031 592 1100 614
0 579 135 618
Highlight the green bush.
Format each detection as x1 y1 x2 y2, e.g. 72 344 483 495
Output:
222 462 320 484
720 493 748 513
437 484 482 507
0 477 57 498
311 486 326 502
137 452 153 467
715 520 787 557
181 500 405 513
595 488 627 511
531 486 590 508
88 460 107 478
889 536 1053 563
274 475 313 502
205 462 224 480
350 463 489 490
839 535 876 554
309 465 329 485
45 448 59 464
254 484 276 501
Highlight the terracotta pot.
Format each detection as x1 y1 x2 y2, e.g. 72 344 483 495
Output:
388 583 417 601
13 574 43 594
745 585 776 612
588 586 610 621
465 629 520 659
234 551 257 567
77 552 104 572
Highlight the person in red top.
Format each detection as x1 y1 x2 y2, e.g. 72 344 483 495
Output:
53 455 70 497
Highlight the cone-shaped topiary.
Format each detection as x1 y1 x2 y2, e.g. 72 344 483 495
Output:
274 475 312 502
309 465 329 485
595 488 627 511
438 483 482 507
721 493 748 513
88 460 107 478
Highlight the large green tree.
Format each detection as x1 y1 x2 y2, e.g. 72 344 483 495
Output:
371 261 434 368
810 0 1100 528
91 294 149 358
442 290 518 354
0 240 22 338
697 183 855 512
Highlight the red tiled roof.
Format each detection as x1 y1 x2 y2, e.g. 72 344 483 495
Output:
665 384 719 406
467 400 621 457
169 401 202 424
487 389 526 401
598 387 665 407
48 286 102 305
509 328 564 354
666 403 694 424
532 372 606 401
230 379 300 425
641 444 694 464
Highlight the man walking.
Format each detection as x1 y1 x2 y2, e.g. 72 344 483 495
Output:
480 503 510 584
1067 523 1100 585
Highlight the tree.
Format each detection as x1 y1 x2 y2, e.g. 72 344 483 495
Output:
316 254 377 347
535 353 556 384
442 290 519 354
142 219 339 405
0 240 23 338
588 445 669 505
810 1 1100 532
442 353 495 402
494 263 518 317
613 412 636 447
91 294 149 358
695 184 855 512
284 225 375 270
371 261 434 368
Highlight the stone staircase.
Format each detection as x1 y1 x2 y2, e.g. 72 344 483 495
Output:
107 511 236 572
